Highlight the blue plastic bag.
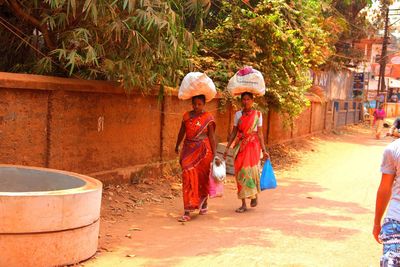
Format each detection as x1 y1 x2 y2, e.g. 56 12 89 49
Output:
260 159 277 190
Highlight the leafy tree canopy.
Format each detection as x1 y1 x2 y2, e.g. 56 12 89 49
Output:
324 0 375 68
194 0 336 118
0 0 382 118
0 0 197 90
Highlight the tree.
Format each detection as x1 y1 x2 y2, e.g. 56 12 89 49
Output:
0 0 383 120
193 0 336 119
0 0 198 90
323 0 374 67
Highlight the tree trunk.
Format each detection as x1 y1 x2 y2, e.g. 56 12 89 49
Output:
5 0 56 51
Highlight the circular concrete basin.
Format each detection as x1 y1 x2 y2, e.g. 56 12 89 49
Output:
0 165 102 267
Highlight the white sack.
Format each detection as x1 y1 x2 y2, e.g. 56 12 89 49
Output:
178 72 216 102
212 156 226 182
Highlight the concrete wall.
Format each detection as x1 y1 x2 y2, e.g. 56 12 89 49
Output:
267 111 292 144
0 72 361 183
385 103 400 118
0 88 48 167
311 102 327 133
312 69 353 100
332 100 362 129
48 90 162 174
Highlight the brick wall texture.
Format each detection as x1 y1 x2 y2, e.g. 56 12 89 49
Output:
0 72 360 180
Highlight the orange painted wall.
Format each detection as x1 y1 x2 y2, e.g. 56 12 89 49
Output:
0 72 356 180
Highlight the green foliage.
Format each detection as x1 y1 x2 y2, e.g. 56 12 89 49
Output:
0 0 197 91
194 0 331 119
0 0 380 121
323 0 374 67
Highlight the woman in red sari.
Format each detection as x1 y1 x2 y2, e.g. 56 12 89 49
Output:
224 92 269 213
175 95 217 222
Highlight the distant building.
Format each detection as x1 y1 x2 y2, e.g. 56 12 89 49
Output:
354 34 400 104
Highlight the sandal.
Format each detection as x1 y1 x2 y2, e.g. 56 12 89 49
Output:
199 208 208 215
235 206 247 213
250 198 258 207
178 215 191 222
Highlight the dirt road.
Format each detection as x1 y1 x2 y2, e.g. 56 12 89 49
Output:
86 125 390 267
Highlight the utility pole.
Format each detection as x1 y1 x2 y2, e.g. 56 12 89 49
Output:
377 3 390 106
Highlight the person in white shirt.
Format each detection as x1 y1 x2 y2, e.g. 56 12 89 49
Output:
374 138 400 266
223 92 269 213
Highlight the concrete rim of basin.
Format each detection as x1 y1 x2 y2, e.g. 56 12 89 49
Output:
0 164 102 196
0 164 103 233
0 164 103 266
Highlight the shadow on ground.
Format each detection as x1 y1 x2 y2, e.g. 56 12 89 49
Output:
91 176 369 266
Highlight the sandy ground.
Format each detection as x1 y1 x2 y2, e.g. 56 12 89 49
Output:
82 123 393 267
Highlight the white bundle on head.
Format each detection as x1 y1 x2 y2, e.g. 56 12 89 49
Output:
178 72 217 102
227 66 266 96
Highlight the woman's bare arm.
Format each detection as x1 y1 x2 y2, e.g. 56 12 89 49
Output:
208 123 217 157
175 122 185 154
257 126 269 160
223 126 238 158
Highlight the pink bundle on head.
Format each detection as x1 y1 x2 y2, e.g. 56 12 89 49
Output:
237 66 255 76
227 66 266 96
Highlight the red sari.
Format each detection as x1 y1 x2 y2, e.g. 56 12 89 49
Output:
233 109 261 199
180 111 215 211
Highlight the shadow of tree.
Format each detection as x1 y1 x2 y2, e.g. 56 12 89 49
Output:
91 125 380 266
98 176 369 265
